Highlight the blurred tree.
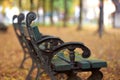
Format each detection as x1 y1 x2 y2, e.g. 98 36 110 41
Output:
50 0 54 25
37 0 40 13
54 0 61 25
30 0 34 11
112 0 120 13
98 0 104 38
54 0 63 11
19 0 22 12
77 0 83 30
37 0 41 22
43 0 46 25
112 0 120 28
64 0 68 27
0 0 4 4
22 0 30 10
0 0 4 15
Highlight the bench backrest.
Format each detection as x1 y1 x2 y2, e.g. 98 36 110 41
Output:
16 13 42 42
32 26 42 41
25 12 40 42
21 23 43 41
17 13 38 56
13 15 21 37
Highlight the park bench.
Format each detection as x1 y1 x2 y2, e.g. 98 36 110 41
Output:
13 14 40 79
12 15 31 68
13 13 65 80
24 12 107 80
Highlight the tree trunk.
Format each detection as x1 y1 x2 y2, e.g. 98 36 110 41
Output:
50 0 54 25
37 0 41 22
19 0 22 12
112 0 120 12
112 0 120 28
43 0 46 25
98 0 104 38
77 0 83 30
64 0 68 27
30 0 34 11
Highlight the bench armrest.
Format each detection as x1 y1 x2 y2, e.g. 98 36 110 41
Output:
52 42 91 58
36 37 64 53
51 42 91 68
36 37 64 45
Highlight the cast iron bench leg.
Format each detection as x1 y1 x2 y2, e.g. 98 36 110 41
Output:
35 65 56 80
87 69 103 80
66 72 82 80
19 53 29 68
19 41 30 69
45 65 56 80
26 60 36 80
35 63 45 80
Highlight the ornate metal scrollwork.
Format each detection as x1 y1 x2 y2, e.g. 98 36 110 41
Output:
26 12 37 39
26 12 36 27
37 37 64 53
12 15 18 22
52 42 91 58
18 13 25 24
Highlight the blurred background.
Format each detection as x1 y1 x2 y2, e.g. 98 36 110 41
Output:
0 0 116 27
0 0 120 80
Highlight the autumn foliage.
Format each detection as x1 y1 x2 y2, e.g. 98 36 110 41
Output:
0 26 120 80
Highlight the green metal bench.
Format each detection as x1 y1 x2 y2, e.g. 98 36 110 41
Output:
25 12 107 80
13 13 65 80
12 15 30 68
53 52 107 71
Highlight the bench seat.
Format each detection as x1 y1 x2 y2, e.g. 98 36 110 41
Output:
52 52 107 72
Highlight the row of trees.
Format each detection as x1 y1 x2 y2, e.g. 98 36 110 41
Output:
18 0 74 27
17 0 105 37
18 0 84 32
1 0 119 37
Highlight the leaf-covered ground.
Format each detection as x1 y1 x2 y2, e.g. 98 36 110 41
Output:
0 26 120 80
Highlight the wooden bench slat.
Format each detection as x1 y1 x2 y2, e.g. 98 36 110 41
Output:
84 60 107 68
52 52 107 71
52 57 71 71
32 26 42 41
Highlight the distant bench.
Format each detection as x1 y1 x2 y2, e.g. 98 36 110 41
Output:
13 15 30 69
13 12 107 80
